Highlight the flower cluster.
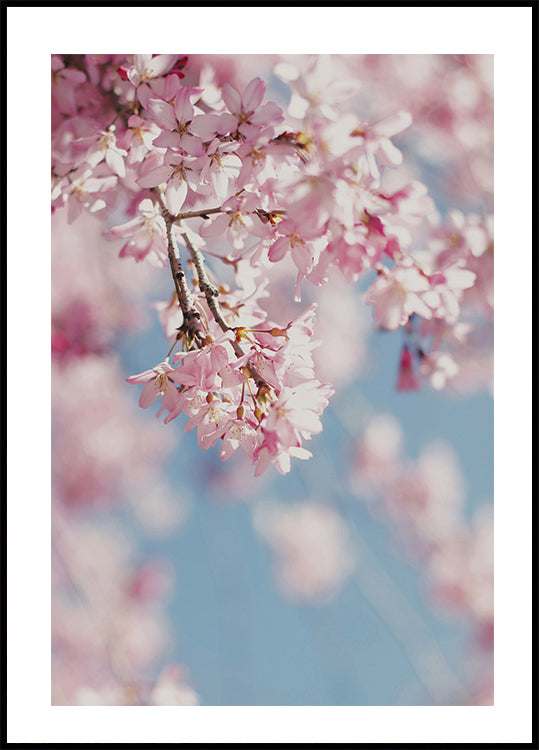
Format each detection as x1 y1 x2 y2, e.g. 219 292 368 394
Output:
253 499 357 603
127 301 333 477
52 208 197 705
51 53 492 473
50 53 494 709
351 414 493 653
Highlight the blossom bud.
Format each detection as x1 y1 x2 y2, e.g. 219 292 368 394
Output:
236 405 245 420
396 345 420 392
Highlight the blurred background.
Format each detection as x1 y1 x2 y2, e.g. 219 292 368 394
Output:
51 54 493 706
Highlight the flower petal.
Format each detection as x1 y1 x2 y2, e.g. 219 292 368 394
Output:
222 83 241 115
242 78 265 112
137 164 171 188
139 379 160 408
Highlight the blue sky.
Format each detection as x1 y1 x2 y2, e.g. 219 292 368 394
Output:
119 306 493 706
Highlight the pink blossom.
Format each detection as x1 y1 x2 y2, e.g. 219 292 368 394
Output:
423 261 476 323
274 55 361 120
184 397 237 449
52 56 87 115
253 380 333 476
137 151 203 215
150 666 200 706
146 87 205 156
74 126 128 178
199 192 270 252
219 418 258 462
152 297 183 341
396 345 421 392
126 360 184 414
365 262 432 330
197 138 242 199
253 500 356 603
120 115 162 165
107 198 168 266
219 77 283 138
419 351 459 390
124 54 178 88
352 110 413 181
171 333 237 390
54 167 117 224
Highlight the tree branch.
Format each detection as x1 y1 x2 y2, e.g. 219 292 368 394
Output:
153 191 203 344
181 231 273 391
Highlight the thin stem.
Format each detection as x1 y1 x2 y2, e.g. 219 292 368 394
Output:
182 231 219 299
173 206 225 221
165 336 180 359
154 191 203 344
181 230 272 391
170 205 286 224
153 193 274 393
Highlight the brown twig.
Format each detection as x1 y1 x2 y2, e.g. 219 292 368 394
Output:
153 191 204 345
180 231 272 391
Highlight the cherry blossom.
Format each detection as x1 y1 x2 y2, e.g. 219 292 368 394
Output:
50 52 494 710
253 500 357 603
51 51 494 474
365 262 433 330
219 77 284 138
126 360 184 414
122 53 178 88
108 198 168 265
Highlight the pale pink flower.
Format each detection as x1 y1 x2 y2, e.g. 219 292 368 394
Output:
365 262 432 330
55 167 117 224
219 418 258 462
253 500 356 603
75 126 128 178
268 218 318 270
120 114 162 165
137 151 203 215
253 444 313 478
423 260 476 323
419 351 459 390
274 55 360 120
431 210 492 261
150 666 199 706
147 87 205 156
184 398 237 450
51 55 87 115
199 192 270 252
152 298 183 341
135 67 185 111
198 138 241 199
171 335 237 391
108 198 168 266
218 77 283 138
126 360 184 414
352 111 413 180
254 380 333 477
235 140 279 188
124 54 178 88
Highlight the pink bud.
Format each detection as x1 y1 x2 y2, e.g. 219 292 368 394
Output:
396 346 421 392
